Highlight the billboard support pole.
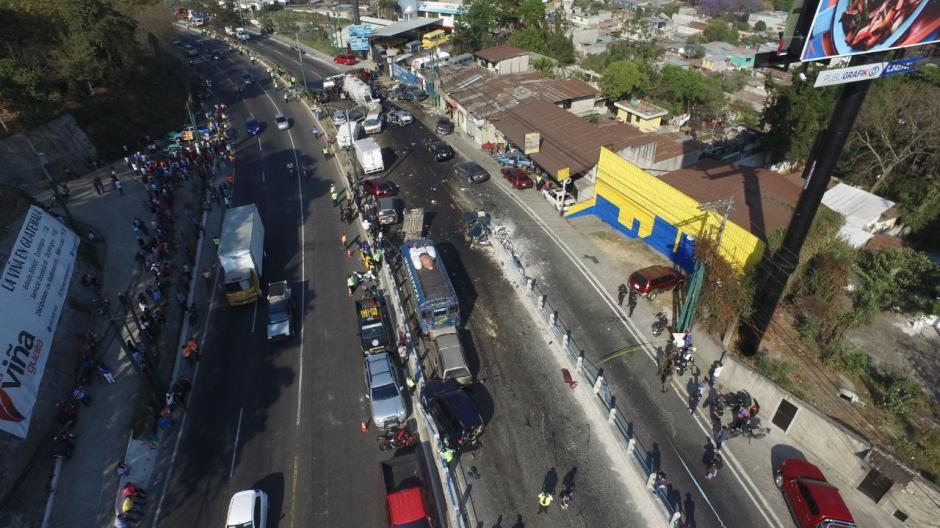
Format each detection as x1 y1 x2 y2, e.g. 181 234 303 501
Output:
740 71 872 355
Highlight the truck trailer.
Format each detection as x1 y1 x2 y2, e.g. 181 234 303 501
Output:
343 75 380 110
401 239 459 333
354 137 384 174
218 204 265 306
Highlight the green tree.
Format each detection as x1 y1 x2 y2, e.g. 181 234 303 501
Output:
518 0 545 27
452 0 498 53
653 64 726 118
754 19 767 31
600 60 649 101
685 35 705 59
760 75 837 164
59 0 137 91
703 19 739 44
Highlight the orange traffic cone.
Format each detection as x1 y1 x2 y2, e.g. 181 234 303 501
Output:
360 419 369 432
347 287 353 298
346 248 352 258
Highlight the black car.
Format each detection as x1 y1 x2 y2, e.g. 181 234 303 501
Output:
427 140 455 162
436 118 454 135
401 85 428 102
421 379 483 451
454 161 489 184
348 108 365 122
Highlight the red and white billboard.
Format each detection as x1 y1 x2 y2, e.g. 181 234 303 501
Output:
0 207 79 438
801 0 940 61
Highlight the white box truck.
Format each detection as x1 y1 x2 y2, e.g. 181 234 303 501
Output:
219 204 265 306
336 121 362 149
354 137 384 174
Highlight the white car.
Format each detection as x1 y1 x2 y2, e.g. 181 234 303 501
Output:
274 113 290 131
387 109 413 126
226 489 268 528
542 188 575 212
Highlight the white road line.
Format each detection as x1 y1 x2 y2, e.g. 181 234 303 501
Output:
489 182 784 528
257 136 263 152
262 170 265 183
251 301 258 333
670 440 728 528
230 407 244 478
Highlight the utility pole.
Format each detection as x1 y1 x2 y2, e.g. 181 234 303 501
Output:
350 0 361 25
740 75 873 355
296 31 308 93
25 136 78 232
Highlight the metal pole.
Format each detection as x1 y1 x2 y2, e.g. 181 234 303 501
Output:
24 137 78 231
296 32 308 93
740 76 873 355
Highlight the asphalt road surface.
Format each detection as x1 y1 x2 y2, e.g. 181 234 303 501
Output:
153 35 397 528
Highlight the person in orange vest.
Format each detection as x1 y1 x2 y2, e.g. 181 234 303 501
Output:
182 337 199 367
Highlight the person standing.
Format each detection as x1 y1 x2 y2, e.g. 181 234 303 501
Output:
73 385 93 406
709 360 724 387
705 453 723 479
617 284 628 306
93 175 105 195
346 273 357 297
714 427 725 452
98 362 116 384
559 487 574 510
659 359 674 393
537 492 553 514
115 178 124 196
627 289 638 317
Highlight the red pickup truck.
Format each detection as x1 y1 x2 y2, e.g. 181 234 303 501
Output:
382 450 435 528
775 458 857 528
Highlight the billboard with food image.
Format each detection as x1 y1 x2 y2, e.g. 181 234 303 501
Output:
801 0 940 60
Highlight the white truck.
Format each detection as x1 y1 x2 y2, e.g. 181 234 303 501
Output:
354 137 384 174
336 121 363 148
343 75 380 110
219 204 265 306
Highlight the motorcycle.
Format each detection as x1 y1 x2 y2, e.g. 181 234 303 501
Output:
651 311 669 337
377 427 417 451
51 431 76 460
673 346 696 376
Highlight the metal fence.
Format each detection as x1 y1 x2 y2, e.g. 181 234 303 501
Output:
489 228 680 523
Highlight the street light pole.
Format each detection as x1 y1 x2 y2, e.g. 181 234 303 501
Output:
25 136 78 231
295 31 308 93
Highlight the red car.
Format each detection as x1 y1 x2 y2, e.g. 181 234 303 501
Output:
501 167 533 189
362 178 397 198
628 265 685 299
334 52 358 65
776 459 856 528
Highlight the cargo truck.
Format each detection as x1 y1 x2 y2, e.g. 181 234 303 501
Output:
354 137 384 174
382 451 435 528
343 75 380 110
219 204 264 306
401 239 459 334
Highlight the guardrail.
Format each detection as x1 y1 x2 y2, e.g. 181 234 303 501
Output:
489 228 680 525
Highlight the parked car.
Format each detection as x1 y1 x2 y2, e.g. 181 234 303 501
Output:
265 281 295 342
421 379 483 452
542 187 575 212
454 161 489 184
436 118 454 135
428 140 455 162
401 85 428 102
627 265 685 299
333 110 348 126
334 52 358 65
274 113 290 131
348 108 365 122
775 459 857 528
387 109 414 126
501 167 533 189
362 178 398 198
245 116 261 135
364 353 408 429
226 489 268 528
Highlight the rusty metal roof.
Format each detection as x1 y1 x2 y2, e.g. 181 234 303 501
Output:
443 72 599 121
473 45 524 63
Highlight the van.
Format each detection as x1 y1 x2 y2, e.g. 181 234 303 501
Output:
336 121 362 149
432 326 471 384
421 29 451 49
404 40 421 54
377 197 401 225
362 111 383 135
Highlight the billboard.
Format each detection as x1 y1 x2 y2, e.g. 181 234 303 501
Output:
801 0 940 61
0 207 79 438
524 132 540 155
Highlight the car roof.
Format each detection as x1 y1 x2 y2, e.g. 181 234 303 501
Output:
425 379 482 426
366 353 395 386
457 161 481 170
246 116 257 123
633 265 677 278
275 113 286 119
227 490 257 523
502 166 526 176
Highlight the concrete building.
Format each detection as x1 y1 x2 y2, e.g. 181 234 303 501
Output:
473 45 530 75
701 42 756 72
614 99 669 133
822 182 901 248
747 10 788 33
397 0 463 28
569 8 613 29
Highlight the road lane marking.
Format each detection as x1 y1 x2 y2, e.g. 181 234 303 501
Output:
670 438 728 528
230 407 244 478
289 455 299 528
251 301 258 333
257 136 263 152
262 170 265 183
489 176 784 528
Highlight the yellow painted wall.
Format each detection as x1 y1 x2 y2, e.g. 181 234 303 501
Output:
569 148 765 271
615 108 662 133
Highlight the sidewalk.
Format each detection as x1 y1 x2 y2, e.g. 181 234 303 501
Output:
413 107 901 527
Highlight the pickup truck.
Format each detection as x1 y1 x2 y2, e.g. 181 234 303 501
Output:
356 294 393 354
382 451 435 528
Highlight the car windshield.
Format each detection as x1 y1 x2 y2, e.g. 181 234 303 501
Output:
631 273 649 288
372 383 398 400
365 119 378 126
361 323 386 340
276 116 286 122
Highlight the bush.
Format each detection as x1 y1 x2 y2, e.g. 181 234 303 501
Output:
833 349 871 378
755 355 798 394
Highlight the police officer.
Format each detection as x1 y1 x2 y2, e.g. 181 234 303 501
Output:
537 492 553 514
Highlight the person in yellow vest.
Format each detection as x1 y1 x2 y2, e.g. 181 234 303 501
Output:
537 491 553 514
440 446 455 465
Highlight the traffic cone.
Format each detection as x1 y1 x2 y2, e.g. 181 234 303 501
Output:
360 419 369 432
347 287 353 298
346 248 352 258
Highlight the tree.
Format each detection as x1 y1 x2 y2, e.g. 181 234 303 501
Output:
760 75 838 164
652 64 726 118
754 19 767 31
600 60 649 101
703 19 739 44
452 0 498 53
685 35 705 59
518 0 545 27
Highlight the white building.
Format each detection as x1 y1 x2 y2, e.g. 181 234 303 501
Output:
747 10 788 33
822 183 900 248
398 0 463 28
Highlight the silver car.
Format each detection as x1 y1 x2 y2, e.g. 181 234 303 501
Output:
333 110 348 125
364 353 407 429
387 109 414 126
274 113 290 131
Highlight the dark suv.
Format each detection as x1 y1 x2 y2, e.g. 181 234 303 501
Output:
454 161 489 184
421 379 483 451
628 265 685 300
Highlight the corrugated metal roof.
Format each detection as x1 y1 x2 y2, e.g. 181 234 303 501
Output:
369 17 442 37
659 160 805 240
473 45 524 63
444 72 598 120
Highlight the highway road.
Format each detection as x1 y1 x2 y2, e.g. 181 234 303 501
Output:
152 35 395 528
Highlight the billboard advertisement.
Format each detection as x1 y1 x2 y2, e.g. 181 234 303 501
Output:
0 207 79 438
801 0 940 61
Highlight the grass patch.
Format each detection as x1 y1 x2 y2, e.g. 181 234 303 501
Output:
755 355 800 396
